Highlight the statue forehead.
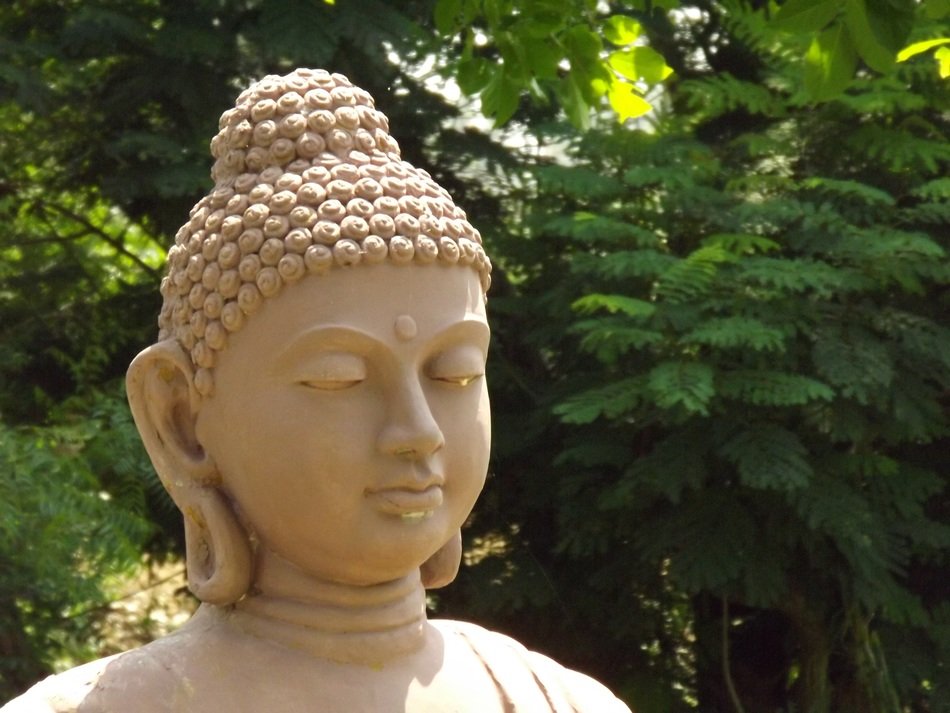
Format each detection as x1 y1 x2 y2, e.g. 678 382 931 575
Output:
217 262 487 350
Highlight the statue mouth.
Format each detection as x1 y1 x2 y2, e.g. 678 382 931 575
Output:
369 485 444 517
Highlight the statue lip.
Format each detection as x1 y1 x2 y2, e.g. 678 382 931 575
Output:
368 484 444 515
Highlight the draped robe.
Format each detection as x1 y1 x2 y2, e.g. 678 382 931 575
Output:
2 613 631 713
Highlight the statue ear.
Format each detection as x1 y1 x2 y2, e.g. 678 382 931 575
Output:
126 339 216 490
127 339 252 604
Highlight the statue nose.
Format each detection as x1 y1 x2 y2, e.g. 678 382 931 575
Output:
377 379 445 459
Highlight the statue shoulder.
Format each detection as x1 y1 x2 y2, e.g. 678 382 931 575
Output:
1 655 118 713
2 630 197 713
433 619 632 713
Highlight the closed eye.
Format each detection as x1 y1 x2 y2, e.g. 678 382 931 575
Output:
430 374 483 387
295 351 367 391
426 344 485 388
299 378 364 391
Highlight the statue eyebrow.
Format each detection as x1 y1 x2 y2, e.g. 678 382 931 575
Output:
275 326 382 368
429 320 491 352
274 320 489 370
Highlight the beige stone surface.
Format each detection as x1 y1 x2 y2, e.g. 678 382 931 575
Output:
2 69 631 713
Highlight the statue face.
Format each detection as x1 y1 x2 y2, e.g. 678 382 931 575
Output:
194 264 490 585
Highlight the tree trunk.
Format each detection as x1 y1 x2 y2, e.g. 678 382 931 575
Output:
784 589 832 713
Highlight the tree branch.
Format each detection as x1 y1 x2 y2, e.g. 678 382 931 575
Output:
33 200 161 277
722 597 747 713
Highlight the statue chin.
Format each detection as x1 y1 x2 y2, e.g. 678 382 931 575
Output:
0 68 630 713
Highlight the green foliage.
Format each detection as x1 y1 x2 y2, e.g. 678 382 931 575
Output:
433 0 941 127
556 377 649 424
454 3 950 710
720 424 813 489
434 0 673 127
772 0 842 34
804 21 858 100
0 386 153 698
681 317 787 352
718 370 835 406
647 361 716 416
898 37 950 77
771 0 921 100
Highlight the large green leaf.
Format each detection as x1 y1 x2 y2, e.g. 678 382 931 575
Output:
608 49 639 80
804 22 858 101
863 0 916 54
521 38 561 80
603 14 642 45
897 37 950 60
773 0 841 33
607 80 653 122
938 46 950 77
481 69 521 125
434 0 462 33
457 56 493 94
925 0 950 18
557 72 591 130
608 47 674 83
845 0 896 72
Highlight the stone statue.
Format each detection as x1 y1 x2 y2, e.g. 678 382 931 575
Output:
3 69 631 713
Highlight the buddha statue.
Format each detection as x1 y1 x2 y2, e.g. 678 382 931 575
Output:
3 69 631 713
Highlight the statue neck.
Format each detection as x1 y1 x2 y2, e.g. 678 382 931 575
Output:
225 548 428 666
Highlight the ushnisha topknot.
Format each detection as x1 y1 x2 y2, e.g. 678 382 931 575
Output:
158 68 492 397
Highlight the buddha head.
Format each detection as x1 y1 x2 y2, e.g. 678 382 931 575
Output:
126 69 492 606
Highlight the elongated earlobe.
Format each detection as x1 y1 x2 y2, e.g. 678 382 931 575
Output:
183 488 253 605
420 529 462 589
127 340 252 604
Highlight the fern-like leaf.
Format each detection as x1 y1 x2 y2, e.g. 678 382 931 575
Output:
536 165 620 200
702 232 781 255
800 177 896 206
849 125 950 175
720 424 813 489
910 177 950 200
812 327 893 405
654 245 735 303
543 212 659 247
555 377 648 423
680 73 785 119
639 491 758 593
573 317 664 363
739 257 871 296
681 317 787 352
719 369 835 405
572 293 656 318
572 249 676 280
647 361 716 415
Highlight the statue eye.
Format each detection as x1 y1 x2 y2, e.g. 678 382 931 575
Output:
427 346 485 388
300 378 364 391
431 374 482 387
297 352 366 391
